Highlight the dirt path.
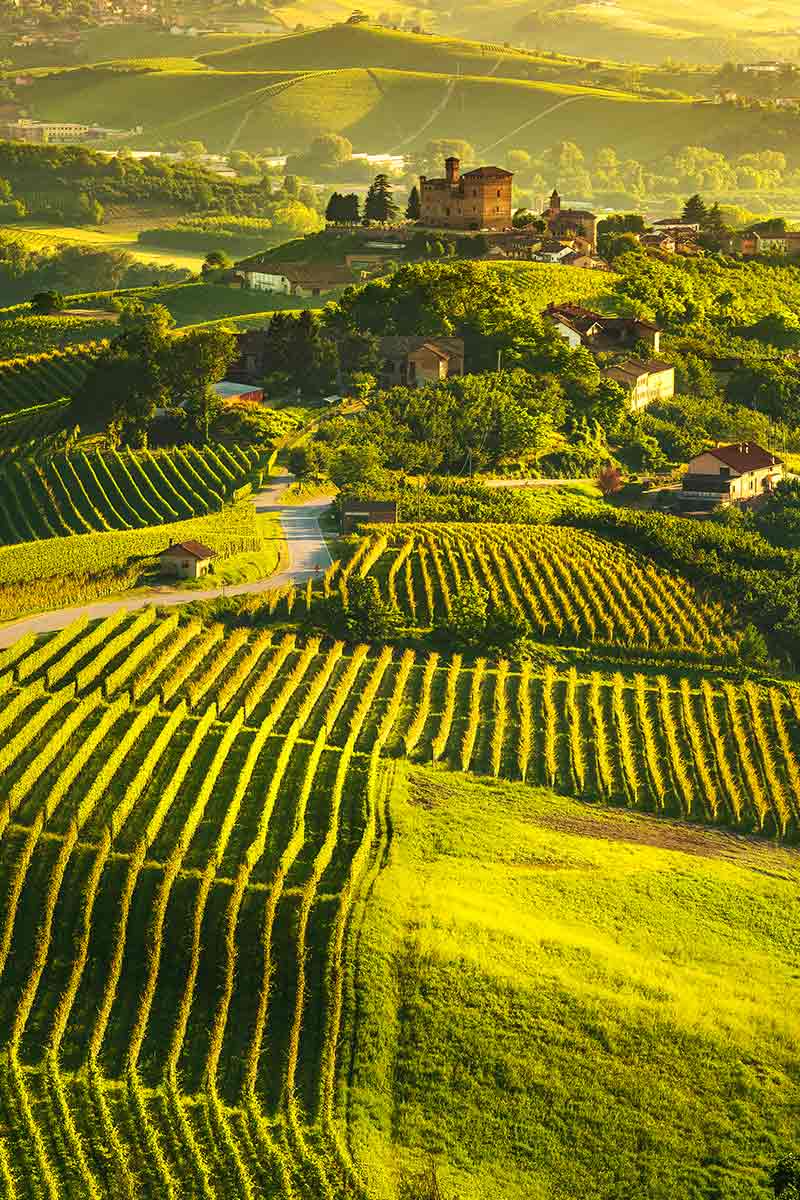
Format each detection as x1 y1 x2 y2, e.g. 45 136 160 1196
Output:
0 476 334 649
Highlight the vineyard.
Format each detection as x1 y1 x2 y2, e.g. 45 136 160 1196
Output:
0 443 265 546
338 523 737 655
0 601 798 1196
0 345 103 415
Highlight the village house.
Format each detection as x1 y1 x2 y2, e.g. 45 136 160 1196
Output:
543 303 662 352
640 231 677 253
531 238 576 263
601 358 675 411
159 540 217 580
419 157 513 231
542 190 598 252
739 229 800 258
213 380 264 404
680 443 784 510
378 336 465 389
233 258 356 297
651 218 700 238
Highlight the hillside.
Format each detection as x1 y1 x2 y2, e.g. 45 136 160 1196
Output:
26 61 800 159
0 595 797 1197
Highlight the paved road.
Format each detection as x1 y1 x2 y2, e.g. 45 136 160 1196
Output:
0 476 334 649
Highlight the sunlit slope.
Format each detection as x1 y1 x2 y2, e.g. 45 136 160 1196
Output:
350 763 800 1198
29 62 792 156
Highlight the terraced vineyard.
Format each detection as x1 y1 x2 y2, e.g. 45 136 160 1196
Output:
339 524 736 655
0 443 265 545
0 598 798 1196
0 345 103 415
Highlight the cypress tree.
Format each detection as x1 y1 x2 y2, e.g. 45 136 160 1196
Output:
406 184 421 221
364 173 398 223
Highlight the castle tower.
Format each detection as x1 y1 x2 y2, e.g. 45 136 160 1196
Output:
549 188 561 214
445 157 461 188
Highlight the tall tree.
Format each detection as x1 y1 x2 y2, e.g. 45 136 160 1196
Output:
325 191 344 223
342 193 360 222
682 193 708 225
406 184 421 221
364 174 398 223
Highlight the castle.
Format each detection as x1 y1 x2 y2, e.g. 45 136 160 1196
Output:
419 157 513 231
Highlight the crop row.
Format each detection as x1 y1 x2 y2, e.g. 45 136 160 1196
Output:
347 523 736 654
0 442 264 546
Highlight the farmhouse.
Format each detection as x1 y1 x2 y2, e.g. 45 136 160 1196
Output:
234 258 356 296
543 303 662 352
601 358 675 411
378 336 464 389
681 443 784 510
159 540 217 580
542 190 598 252
418 157 513 231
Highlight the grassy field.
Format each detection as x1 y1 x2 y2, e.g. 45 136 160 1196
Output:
0 223 205 273
0 608 796 1196
351 762 800 1198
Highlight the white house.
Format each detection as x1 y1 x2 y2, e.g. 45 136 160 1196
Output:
234 258 356 297
681 443 784 509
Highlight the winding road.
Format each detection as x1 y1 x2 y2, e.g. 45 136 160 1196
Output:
0 476 334 649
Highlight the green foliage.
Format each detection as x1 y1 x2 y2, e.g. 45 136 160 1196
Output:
321 573 402 640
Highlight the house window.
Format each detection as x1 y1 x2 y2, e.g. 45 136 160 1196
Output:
719 467 730 478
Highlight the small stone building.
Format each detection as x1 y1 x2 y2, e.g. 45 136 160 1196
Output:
160 540 217 580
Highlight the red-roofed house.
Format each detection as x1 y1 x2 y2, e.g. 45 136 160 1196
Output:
681 443 784 509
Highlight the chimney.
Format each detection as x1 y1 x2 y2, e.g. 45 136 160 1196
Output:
445 156 460 187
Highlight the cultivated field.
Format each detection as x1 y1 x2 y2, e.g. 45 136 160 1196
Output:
0 611 798 1194
0 443 265 546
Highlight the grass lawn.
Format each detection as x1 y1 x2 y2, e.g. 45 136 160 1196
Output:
347 762 800 1199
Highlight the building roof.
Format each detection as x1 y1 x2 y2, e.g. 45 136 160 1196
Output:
214 380 263 399
603 357 674 381
161 540 217 560
461 165 513 178
698 443 783 473
379 335 464 359
554 207 597 220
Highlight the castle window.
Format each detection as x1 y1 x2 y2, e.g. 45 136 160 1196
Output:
497 190 501 197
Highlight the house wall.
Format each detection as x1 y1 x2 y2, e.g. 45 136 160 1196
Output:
420 175 512 231
245 271 291 293
647 367 674 404
551 319 582 349
160 555 210 579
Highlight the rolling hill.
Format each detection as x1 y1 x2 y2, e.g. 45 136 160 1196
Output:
26 60 800 159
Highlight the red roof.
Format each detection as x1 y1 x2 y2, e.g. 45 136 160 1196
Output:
161 541 217 559
705 443 782 473
461 166 513 178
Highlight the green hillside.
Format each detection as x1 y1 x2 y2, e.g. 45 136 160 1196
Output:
28 60 799 158
0 599 797 1197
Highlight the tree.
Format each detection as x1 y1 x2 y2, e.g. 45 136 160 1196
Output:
772 1155 800 1195
326 191 345 223
164 325 238 439
288 444 325 487
203 250 232 272
682 193 708 225
364 173 398 223
597 464 623 496
31 289 64 314
322 575 401 641
341 193 360 223
406 184 421 221
327 442 385 489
